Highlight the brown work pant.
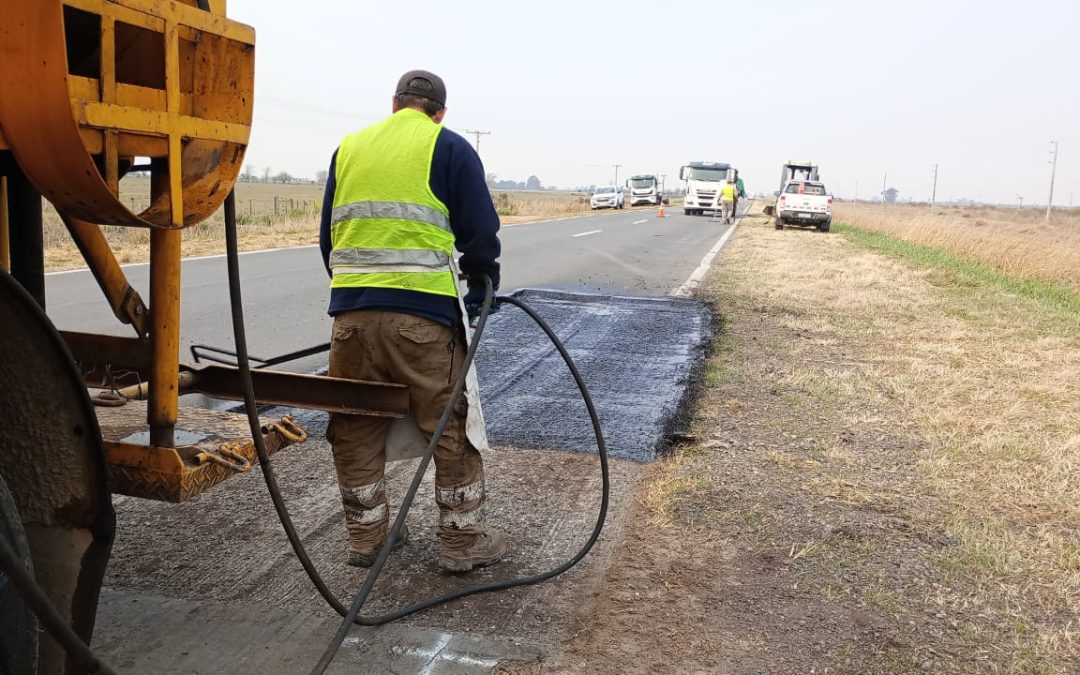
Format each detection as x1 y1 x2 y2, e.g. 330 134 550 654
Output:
326 309 485 554
721 200 735 221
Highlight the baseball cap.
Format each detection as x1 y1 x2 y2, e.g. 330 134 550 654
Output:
395 70 446 106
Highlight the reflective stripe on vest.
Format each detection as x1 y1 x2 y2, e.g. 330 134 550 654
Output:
328 248 449 271
330 108 456 297
331 200 451 233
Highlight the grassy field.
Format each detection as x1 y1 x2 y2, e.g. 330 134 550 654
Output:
546 206 1080 673
833 203 1080 292
39 182 660 270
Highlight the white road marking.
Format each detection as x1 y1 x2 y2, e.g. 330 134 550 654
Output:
44 244 320 276
386 632 499 675
670 221 740 298
418 633 453 675
632 219 648 225
571 229 602 238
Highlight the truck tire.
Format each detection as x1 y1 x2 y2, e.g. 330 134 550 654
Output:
775 218 784 230
0 472 37 675
818 219 831 232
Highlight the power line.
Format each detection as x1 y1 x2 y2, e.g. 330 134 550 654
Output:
463 129 491 155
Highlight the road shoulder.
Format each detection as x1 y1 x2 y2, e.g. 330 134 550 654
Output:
528 208 1080 673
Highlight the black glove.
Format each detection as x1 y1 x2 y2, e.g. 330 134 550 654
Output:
463 284 495 324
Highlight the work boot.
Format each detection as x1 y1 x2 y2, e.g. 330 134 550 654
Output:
347 524 410 568
438 529 507 573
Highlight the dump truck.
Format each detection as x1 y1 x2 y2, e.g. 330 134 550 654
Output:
679 161 738 216
764 161 821 218
778 161 820 191
625 174 661 206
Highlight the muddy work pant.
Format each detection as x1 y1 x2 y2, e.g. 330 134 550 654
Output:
326 309 486 554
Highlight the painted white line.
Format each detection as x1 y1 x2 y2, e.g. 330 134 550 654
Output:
670 221 739 298
632 219 648 225
45 243 320 276
571 229 602 238
417 633 453 675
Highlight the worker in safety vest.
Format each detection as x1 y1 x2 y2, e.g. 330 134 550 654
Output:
733 173 746 216
318 70 505 572
720 178 738 224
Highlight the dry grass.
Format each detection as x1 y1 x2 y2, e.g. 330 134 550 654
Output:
42 215 322 270
644 210 1080 670
834 203 1080 292
39 182 614 270
721 212 1080 668
491 190 592 222
639 451 711 528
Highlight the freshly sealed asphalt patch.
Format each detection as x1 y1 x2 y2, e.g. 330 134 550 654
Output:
243 289 711 463
476 289 712 461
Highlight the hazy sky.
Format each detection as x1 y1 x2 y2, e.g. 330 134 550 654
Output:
230 0 1079 205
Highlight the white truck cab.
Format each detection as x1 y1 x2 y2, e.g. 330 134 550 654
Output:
625 174 661 206
679 161 735 216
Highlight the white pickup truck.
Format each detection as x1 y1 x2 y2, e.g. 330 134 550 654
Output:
774 180 832 232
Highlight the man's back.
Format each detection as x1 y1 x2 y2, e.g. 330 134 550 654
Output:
318 110 501 326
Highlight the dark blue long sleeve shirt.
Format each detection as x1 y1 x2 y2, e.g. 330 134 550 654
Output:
319 125 501 326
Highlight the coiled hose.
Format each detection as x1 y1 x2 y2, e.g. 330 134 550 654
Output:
0 189 609 674
221 193 610 673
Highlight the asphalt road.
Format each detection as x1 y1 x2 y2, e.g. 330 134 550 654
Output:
45 205 741 369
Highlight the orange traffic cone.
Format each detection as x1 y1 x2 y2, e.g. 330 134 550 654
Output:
657 202 666 218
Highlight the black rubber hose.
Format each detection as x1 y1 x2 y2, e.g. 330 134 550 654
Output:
309 292 610 673
0 536 117 675
336 293 610 625
221 190 609 671
223 191 361 618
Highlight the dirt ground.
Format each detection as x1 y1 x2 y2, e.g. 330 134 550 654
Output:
513 211 1079 674
93 207 1078 673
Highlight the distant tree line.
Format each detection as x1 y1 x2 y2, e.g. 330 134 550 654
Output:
485 173 557 191
237 165 327 185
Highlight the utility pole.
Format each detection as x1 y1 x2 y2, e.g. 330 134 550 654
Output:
1018 195 1024 209
464 129 491 155
881 171 887 205
659 173 667 197
612 164 622 187
1046 140 1058 223
854 179 858 204
930 163 938 208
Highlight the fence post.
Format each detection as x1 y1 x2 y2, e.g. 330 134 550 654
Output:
274 196 279 216
248 199 253 217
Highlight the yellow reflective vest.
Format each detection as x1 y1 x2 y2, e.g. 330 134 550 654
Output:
720 184 737 202
329 108 457 297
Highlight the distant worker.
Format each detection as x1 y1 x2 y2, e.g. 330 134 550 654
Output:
720 177 738 224
734 173 747 216
318 70 505 572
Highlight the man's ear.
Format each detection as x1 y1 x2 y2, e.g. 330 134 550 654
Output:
433 108 447 124
391 96 400 113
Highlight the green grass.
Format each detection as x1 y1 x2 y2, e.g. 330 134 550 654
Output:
835 222 1080 318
